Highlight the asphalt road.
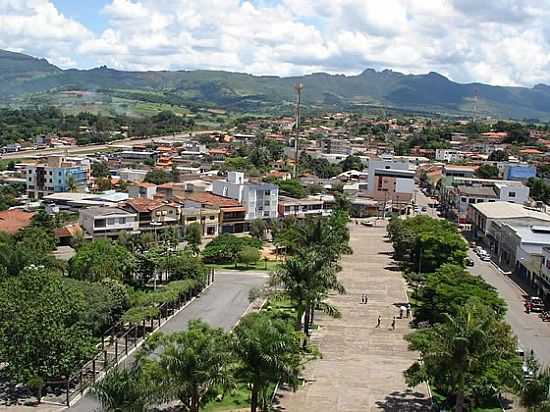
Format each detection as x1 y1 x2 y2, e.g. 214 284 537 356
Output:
413 187 550 364
68 270 268 412
2 130 219 160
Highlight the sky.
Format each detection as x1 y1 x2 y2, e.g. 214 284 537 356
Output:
1 0 550 87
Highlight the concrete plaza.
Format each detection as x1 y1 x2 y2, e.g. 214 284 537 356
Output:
278 222 430 412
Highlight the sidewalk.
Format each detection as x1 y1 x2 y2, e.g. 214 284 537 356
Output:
277 222 430 412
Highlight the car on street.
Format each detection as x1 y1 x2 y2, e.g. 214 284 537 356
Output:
464 257 474 267
479 254 491 262
525 296 545 313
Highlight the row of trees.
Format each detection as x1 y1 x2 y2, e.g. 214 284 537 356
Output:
388 215 529 411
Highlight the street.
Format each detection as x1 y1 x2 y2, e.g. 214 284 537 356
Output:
68 270 268 412
2 130 219 160
414 187 550 364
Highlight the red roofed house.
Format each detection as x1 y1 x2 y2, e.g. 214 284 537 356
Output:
0 210 34 235
183 192 248 233
125 198 180 231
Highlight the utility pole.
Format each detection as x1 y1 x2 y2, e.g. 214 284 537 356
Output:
293 83 303 179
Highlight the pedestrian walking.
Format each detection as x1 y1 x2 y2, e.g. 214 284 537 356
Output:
399 305 406 319
364 293 368 305
360 294 364 304
406 304 411 318
376 315 381 328
391 316 396 330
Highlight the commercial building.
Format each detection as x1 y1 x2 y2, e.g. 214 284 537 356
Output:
367 156 415 203
212 172 279 220
24 155 90 199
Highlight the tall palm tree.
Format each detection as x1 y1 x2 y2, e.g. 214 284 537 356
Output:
272 250 345 337
137 320 233 412
92 367 147 412
233 312 302 412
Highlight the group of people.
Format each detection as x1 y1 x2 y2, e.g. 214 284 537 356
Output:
360 292 411 330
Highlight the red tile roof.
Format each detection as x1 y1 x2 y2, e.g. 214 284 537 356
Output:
54 223 82 238
0 210 34 235
185 192 241 208
126 198 166 213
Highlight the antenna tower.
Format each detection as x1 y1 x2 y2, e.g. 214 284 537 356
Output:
293 83 303 179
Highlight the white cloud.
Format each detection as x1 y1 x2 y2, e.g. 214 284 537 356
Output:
2 0 550 86
0 0 91 67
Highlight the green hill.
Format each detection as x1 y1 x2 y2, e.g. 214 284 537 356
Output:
2 49 550 120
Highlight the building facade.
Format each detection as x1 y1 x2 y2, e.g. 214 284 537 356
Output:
25 155 90 199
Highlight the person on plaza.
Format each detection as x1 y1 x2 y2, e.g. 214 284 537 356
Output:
406 304 411 318
376 315 381 328
360 294 365 304
364 293 368 305
391 316 396 330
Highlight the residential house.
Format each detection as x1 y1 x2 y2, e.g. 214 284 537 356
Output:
183 192 248 234
125 198 180 231
128 182 157 199
79 207 139 237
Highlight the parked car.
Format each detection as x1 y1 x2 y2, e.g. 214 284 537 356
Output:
479 254 491 262
464 257 474 267
525 296 545 313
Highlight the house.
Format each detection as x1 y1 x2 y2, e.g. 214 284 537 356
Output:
278 195 329 218
24 155 90 199
128 182 157 199
180 207 220 238
212 172 279 220
435 149 465 163
125 198 180 230
183 192 248 234
54 223 83 245
79 207 139 237
118 168 148 183
443 165 478 178
0 210 34 234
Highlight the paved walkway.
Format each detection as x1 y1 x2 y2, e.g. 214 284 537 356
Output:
278 222 430 412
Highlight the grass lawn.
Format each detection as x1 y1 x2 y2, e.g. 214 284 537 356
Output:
202 386 250 412
206 260 280 272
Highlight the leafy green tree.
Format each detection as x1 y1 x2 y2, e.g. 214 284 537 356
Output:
69 239 137 282
0 268 95 382
92 161 111 178
185 222 202 254
412 264 506 325
137 320 233 412
233 313 303 412
406 301 522 412
144 169 171 185
476 164 500 179
488 150 509 162
275 179 306 198
66 174 78 192
249 218 267 240
339 155 364 172
239 246 261 268
522 364 550 411
527 178 550 205
202 234 261 264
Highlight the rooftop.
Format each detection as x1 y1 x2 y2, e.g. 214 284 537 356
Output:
472 202 550 221
0 210 34 234
456 185 497 198
80 207 136 218
185 192 242 208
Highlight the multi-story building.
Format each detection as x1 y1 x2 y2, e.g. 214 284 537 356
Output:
212 172 279 220
125 198 180 230
184 191 248 234
24 155 90 199
440 177 530 223
128 182 157 199
320 139 351 155
79 207 139 237
278 195 330 218
367 155 415 203
435 149 465 163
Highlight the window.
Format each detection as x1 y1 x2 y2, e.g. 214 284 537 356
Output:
119 218 126 224
264 200 270 206
461 197 467 203
209 216 215 220
509 192 516 198
107 218 115 225
188 217 197 222
468 198 475 204
264 190 271 196
263 211 270 217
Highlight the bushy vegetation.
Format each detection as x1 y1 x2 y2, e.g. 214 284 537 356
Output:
202 234 262 264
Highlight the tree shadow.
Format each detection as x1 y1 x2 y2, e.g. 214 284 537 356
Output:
378 251 394 256
384 265 401 272
375 389 432 411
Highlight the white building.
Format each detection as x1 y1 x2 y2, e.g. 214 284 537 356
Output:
79 207 139 237
367 155 415 202
212 172 279 220
435 149 465 163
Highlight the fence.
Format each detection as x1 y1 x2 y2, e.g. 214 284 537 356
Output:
41 268 215 407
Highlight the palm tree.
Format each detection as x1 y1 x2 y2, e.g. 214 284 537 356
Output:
272 250 345 337
137 320 233 412
92 367 147 412
233 312 302 412
66 174 78 192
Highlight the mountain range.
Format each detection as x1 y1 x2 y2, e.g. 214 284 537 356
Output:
2 49 550 120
